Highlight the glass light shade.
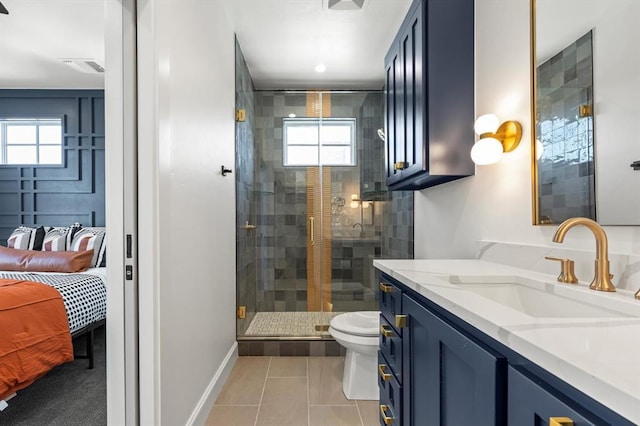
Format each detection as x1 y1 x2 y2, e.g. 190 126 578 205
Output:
474 114 500 135
471 137 504 165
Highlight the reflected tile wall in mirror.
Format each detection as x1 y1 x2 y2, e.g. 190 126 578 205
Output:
537 31 595 224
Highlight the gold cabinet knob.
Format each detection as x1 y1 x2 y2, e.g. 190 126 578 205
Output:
379 282 394 293
393 161 407 170
549 417 574 426
380 325 393 337
378 364 392 381
395 314 407 329
380 405 394 425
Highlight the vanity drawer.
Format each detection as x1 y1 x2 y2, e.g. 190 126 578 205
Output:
379 356 402 426
379 276 402 335
379 316 402 378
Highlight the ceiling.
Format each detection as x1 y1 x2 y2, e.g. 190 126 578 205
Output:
0 0 105 89
0 0 411 90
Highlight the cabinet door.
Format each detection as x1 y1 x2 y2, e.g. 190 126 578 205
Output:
402 294 506 426
384 43 403 187
397 0 424 181
508 367 602 426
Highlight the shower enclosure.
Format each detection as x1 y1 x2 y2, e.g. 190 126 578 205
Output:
235 43 414 346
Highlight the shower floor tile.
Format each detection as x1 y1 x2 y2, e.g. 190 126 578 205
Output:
244 311 344 337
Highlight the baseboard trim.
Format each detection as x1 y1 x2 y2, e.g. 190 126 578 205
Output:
185 342 238 426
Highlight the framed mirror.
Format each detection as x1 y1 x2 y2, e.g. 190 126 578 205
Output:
531 0 640 225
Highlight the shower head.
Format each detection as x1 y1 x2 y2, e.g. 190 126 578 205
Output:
377 128 386 142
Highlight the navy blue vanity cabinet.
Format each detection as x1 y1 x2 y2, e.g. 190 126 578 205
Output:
376 271 637 426
384 0 475 191
402 294 507 425
508 367 603 426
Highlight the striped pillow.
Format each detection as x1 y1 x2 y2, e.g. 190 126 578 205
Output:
42 227 71 252
69 227 106 268
7 226 46 250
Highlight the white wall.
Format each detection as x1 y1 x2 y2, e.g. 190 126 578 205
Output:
137 0 237 424
593 0 640 224
414 0 640 260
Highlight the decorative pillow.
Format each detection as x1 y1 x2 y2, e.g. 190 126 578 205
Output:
7 226 46 250
41 227 71 252
0 246 94 273
69 227 106 268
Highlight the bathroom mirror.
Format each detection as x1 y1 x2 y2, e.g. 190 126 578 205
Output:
531 0 640 225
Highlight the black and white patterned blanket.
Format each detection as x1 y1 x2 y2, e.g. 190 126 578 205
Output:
0 272 106 333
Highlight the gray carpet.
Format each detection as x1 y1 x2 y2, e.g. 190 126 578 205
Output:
0 326 106 425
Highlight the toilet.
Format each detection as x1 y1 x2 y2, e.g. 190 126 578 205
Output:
329 311 380 400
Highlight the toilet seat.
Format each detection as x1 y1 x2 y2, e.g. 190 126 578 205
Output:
330 311 379 337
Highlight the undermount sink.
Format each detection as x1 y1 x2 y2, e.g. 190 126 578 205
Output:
446 277 630 319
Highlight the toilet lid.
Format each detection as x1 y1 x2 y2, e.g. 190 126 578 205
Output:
330 311 380 337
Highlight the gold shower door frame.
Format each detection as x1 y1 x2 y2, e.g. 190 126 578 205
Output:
305 91 333 312
306 167 332 312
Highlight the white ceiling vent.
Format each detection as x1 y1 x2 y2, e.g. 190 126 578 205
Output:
60 58 105 74
324 0 366 11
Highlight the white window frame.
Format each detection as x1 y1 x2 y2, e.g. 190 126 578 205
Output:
0 118 63 165
283 118 356 167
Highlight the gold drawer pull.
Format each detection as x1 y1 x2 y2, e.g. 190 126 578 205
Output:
380 325 393 337
379 282 394 293
394 161 407 171
395 314 407 329
380 405 394 425
378 364 392 381
549 417 574 426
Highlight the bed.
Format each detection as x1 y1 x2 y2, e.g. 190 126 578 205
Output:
0 268 107 403
0 225 107 405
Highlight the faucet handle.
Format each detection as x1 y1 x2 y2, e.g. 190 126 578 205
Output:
545 256 579 284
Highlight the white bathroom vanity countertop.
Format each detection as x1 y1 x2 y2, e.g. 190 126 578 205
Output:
373 259 640 424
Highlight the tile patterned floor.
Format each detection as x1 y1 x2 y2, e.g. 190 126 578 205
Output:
244 312 345 337
206 356 379 426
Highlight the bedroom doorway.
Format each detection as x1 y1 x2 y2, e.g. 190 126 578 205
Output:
0 0 138 424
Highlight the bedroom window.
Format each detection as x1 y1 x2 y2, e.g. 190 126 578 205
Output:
0 118 63 165
283 118 356 166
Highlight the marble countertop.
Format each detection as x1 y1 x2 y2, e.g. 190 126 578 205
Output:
373 259 640 424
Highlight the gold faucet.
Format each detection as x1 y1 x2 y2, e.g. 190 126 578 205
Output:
552 217 616 292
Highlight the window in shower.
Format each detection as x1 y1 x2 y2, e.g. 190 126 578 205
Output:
283 118 356 166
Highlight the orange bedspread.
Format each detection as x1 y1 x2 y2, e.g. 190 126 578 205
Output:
0 278 73 400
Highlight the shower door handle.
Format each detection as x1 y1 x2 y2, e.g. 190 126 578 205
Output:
309 216 315 246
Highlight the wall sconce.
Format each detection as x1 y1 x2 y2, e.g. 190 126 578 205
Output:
350 194 360 209
470 114 522 165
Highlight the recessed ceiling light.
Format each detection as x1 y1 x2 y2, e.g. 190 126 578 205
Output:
315 64 326 73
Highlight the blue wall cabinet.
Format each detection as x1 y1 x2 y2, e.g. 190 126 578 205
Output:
402 294 506 425
384 0 475 191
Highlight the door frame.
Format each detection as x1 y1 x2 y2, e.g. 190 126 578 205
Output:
105 0 139 424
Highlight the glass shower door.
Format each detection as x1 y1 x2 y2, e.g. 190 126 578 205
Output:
236 90 386 339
